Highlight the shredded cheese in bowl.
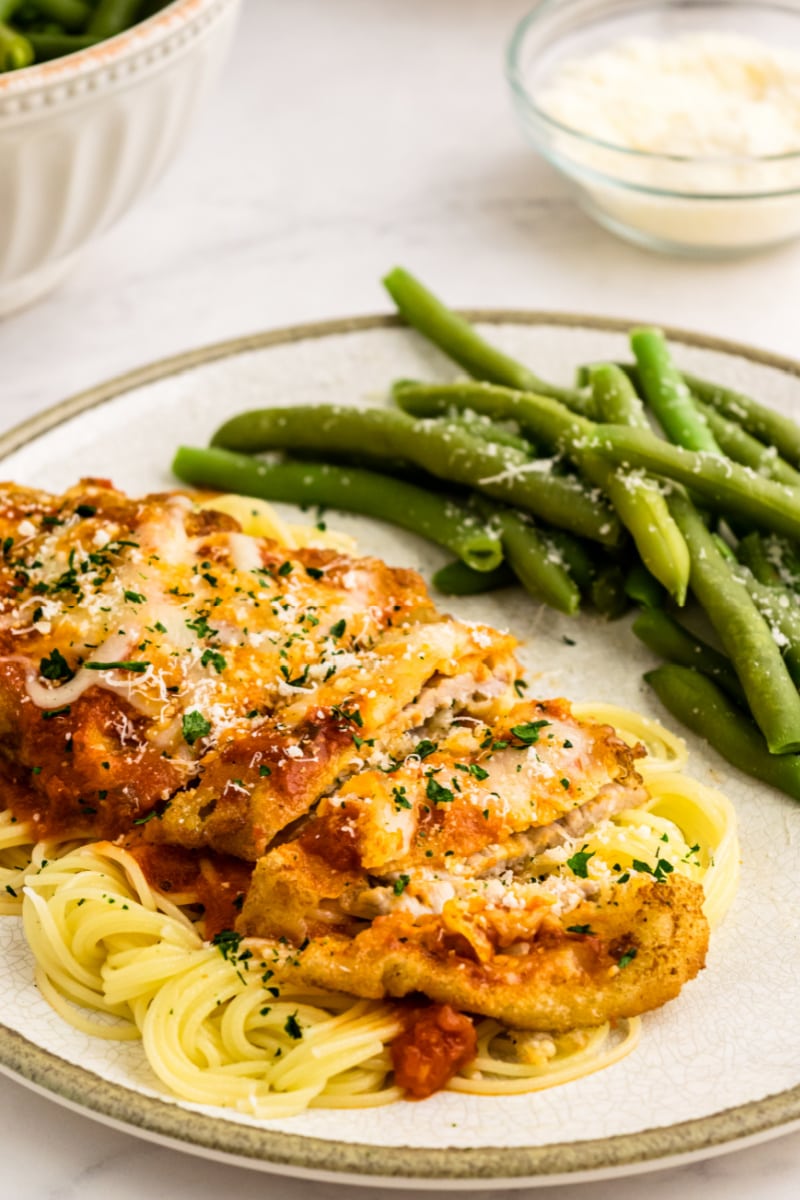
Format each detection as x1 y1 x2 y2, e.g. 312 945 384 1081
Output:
507 3 800 255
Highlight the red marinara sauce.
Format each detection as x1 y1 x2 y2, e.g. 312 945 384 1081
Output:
391 1003 477 1099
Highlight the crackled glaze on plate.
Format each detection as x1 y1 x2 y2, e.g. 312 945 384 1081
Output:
0 314 799 1186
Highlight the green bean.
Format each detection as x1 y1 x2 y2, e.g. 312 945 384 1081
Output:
432 560 515 596
684 372 800 468
0 0 22 22
588 363 649 429
737 532 784 586
393 381 689 603
0 21 32 67
211 405 622 546
632 608 746 706
544 529 597 591
26 30 99 58
393 379 593 443
668 491 800 754
589 565 629 619
89 0 142 37
693 400 800 487
383 267 593 414
740 571 800 687
630 328 721 453
645 665 800 801
624 564 665 609
438 414 533 454
475 501 581 615
172 448 504 573
590 424 800 542
738 532 800 591
36 0 92 32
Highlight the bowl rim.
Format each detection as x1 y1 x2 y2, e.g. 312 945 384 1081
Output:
0 0 231 96
506 0 800 168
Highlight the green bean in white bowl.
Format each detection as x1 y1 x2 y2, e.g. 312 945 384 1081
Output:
0 0 240 316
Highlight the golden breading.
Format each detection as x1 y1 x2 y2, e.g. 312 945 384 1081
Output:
0 480 518 850
240 874 709 1032
238 698 648 936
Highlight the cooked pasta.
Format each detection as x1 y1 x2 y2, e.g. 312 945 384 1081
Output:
15 709 738 1116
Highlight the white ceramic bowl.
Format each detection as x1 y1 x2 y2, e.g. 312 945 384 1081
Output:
0 0 240 316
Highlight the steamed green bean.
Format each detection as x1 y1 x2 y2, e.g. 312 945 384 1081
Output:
646 665 800 801
668 491 800 754
393 380 689 603
432 560 515 596
684 372 800 468
211 405 623 546
172 447 505 573
383 267 593 414
631 328 721 453
632 608 746 706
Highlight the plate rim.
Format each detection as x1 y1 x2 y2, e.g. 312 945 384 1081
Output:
2 309 799 1184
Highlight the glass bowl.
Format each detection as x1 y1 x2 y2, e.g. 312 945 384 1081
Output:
506 0 800 257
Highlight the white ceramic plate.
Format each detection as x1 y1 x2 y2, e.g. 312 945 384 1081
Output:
1 313 799 1189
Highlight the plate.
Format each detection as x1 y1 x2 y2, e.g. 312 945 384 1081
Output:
1 312 799 1189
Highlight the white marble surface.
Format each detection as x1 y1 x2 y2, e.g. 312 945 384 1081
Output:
1 0 800 1195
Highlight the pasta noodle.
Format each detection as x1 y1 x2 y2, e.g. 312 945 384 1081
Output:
0 496 740 1114
10 707 739 1116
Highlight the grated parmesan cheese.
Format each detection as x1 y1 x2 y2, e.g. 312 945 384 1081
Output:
539 33 800 158
534 32 800 251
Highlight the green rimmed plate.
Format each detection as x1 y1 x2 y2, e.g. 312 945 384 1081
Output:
0 312 799 1188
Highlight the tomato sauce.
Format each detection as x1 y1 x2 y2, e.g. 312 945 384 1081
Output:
391 1003 477 1099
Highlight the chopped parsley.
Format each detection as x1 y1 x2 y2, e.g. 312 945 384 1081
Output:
513 678 528 698
510 720 551 745
259 765 272 777
617 948 637 969
393 874 411 896
392 785 412 811
133 811 158 826
212 929 242 961
84 660 150 673
39 648 73 682
329 618 346 639
413 739 437 760
42 705 71 720
186 614 218 640
201 649 227 674
632 857 674 883
124 589 146 604
425 776 454 805
566 846 595 878
566 924 595 935
182 710 211 745
277 561 293 577
284 1012 303 1039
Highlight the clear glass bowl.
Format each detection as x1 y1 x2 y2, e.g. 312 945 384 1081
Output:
506 0 800 257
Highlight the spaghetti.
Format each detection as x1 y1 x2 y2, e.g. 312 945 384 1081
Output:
12 709 738 1117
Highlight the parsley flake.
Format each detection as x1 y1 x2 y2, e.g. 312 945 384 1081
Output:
426 776 454 805
182 710 211 745
511 720 551 745
566 846 595 878
284 1012 303 1039
201 649 227 674
39 648 73 682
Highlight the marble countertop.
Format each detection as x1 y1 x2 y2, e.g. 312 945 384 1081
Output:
2 0 800 1195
